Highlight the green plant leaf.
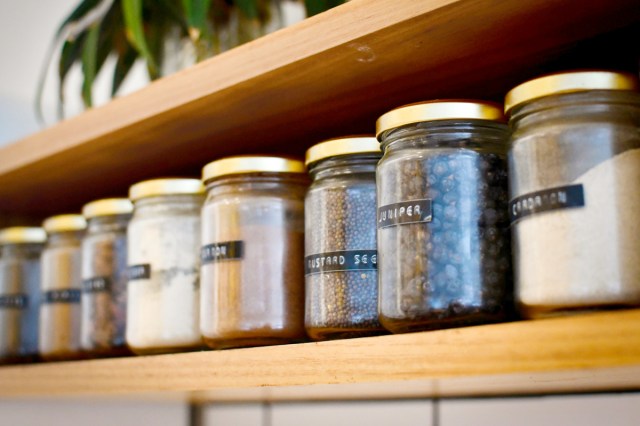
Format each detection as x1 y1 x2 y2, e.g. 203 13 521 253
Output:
56 0 103 37
81 22 101 107
303 0 345 17
182 0 212 40
122 0 159 78
157 0 190 35
235 0 258 19
112 44 137 96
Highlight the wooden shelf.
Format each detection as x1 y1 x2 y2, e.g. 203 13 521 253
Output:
1 310 639 401
1 0 639 220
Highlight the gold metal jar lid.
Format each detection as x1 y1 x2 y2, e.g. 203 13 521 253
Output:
82 198 134 219
504 70 640 114
376 100 505 139
129 178 205 201
305 136 381 166
202 156 305 182
42 214 87 233
0 227 47 244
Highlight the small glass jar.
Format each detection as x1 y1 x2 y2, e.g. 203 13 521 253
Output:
40 215 86 361
376 101 512 333
506 71 640 318
200 156 307 349
304 137 385 340
81 198 133 357
0 227 46 363
126 179 205 355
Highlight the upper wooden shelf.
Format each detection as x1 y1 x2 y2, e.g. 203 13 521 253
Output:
0 0 639 220
1 310 639 401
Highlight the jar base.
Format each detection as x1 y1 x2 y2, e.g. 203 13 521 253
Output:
306 326 387 341
129 343 204 356
0 353 40 365
519 303 639 319
82 345 133 359
380 311 508 334
40 351 87 362
203 335 305 350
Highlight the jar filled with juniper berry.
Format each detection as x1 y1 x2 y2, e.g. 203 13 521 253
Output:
376 100 513 333
305 136 385 340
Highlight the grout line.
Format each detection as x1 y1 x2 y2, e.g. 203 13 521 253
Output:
432 398 440 426
262 401 273 426
188 403 205 426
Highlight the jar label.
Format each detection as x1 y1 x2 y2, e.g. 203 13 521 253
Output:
0 294 28 309
377 199 433 228
509 184 585 224
44 289 81 304
201 241 244 263
127 264 151 281
82 276 111 293
305 250 378 275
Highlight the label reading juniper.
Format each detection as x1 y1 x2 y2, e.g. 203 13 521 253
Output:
377 199 432 229
127 264 151 281
201 241 244 264
82 276 111 293
510 184 585 224
44 289 81 304
305 250 378 276
0 294 28 309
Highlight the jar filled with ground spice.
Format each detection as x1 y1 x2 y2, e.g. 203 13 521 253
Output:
304 137 385 340
126 179 205 354
200 156 307 349
506 71 640 318
0 227 46 363
40 214 86 361
81 198 133 357
376 101 512 333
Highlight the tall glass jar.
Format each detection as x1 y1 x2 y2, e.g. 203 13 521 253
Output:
81 198 133 357
376 101 512 333
40 215 86 361
0 227 46 363
126 179 205 355
304 137 385 340
200 156 307 349
506 71 640 318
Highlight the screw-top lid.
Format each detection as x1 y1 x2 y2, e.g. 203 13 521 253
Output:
0 227 47 245
42 214 87 233
129 178 205 201
305 136 381 166
504 70 640 114
202 156 305 182
82 198 134 219
376 100 505 139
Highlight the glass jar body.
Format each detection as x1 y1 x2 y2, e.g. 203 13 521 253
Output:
305 155 385 340
126 194 204 354
377 120 512 333
509 90 640 318
0 243 43 363
200 174 307 349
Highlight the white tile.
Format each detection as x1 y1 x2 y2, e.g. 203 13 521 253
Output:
271 400 433 426
440 393 640 426
201 403 263 426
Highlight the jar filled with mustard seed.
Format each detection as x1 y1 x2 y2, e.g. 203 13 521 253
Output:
376 101 512 333
200 156 308 349
506 71 640 318
0 227 46 363
40 214 86 361
81 198 133 357
126 179 205 355
304 137 385 340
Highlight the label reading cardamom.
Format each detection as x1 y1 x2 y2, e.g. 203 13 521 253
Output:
305 250 378 276
0 294 28 309
127 264 151 281
510 184 585 224
82 276 111 293
44 289 81 304
377 199 433 229
201 241 244 264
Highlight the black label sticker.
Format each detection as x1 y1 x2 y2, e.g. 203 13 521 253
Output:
0 294 28 309
44 289 81 304
201 241 244 264
305 250 378 276
82 276 111 293
509 184 585 224
127 264 151 281
377 199 433 229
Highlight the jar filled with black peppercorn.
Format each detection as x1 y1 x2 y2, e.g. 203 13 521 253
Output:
376 100 513 333
81 198 133 357
304 136 385 340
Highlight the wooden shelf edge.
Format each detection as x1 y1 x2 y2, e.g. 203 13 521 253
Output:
1 310 639 401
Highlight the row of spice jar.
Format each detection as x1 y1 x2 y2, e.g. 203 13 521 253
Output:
1 69 640 363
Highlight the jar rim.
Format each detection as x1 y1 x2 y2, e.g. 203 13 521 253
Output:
0 227 46 244
305 136 380 166
202 156 305 183
82 198 133 218
129 178 204 201
42 214 86 233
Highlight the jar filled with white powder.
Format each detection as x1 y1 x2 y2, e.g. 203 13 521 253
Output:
505 70 640 318
126 179 205 354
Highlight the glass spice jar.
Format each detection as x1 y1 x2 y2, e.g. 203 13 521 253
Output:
304 137 385 340
376 101 512 333
0 227 46 363
126 179 205 355
505 71 640 318
40 214 86 361
81 198 133 357
200 156 308 349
